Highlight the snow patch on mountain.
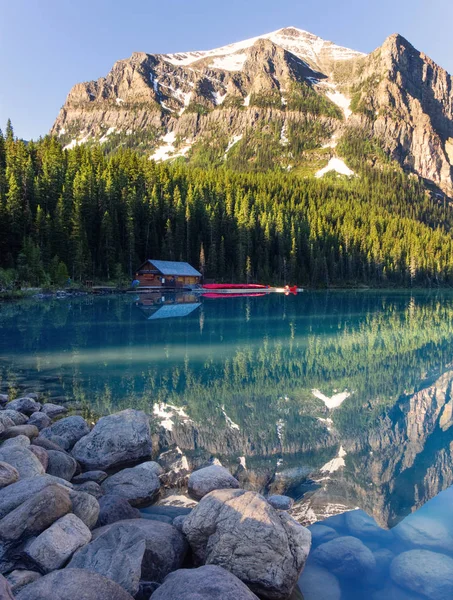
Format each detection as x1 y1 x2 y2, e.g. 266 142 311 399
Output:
163 27 365 70
315 158 355 179
224 134 243 157
150 132 192 162
211 53 248 71
320 446 347 473
312 388 351 408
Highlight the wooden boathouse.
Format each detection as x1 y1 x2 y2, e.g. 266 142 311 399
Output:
135 259 202 289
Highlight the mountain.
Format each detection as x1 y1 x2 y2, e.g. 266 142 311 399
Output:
52 27 453 196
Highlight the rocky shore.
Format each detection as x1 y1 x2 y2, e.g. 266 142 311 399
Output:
0 397 312 599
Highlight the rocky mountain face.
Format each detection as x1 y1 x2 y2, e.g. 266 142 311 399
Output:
52 27 453 195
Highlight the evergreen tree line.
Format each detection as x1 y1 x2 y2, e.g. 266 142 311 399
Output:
2 119 453 287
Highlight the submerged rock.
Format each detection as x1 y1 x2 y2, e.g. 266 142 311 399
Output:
311 536 376 579
393 515 453 554
188 465 240 500
69 524 146 595
15 568 135 600
183 489 311 600
101 461 161 506
71 409 152 470
390 549 453 599
298 564 341 600
151 565 260 599
92 519 187 583
308 524 339 547
24 513 91 572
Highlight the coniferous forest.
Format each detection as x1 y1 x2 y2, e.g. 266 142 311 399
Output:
2 119 453 288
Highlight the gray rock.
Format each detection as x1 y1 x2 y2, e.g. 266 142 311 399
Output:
68 524 146 595
158 447 190 486
6 570 41 594
15 568 135 600
0 445 45 478
0 574 14 600
298 564 341 600
72 470 108 484
27 412 51 431
46 450 77 481
92 519 187 582
40 416 90 451
0 485 71 542
29 445 49 470
183 489 311 600
2 435 30 448
0 411 27 426
73 481 104 499
344 509 392 542
151 565 260 600
308 524 339 547
267 495 294 510
172 514 187 532
6 398 41 416
0 462 19 489
40 403 68 419
0 475 72 519
390 549 453 599
24 513 91 572
71 409 152 470
0 415 15 430
135 581 160 599
96 495 141 527
188 465 240 501
0 425 39 442
32 436 66 452
393 515 453 554
101 461 161 506
69 490 100 530
0 395 8 405
311 536 376 579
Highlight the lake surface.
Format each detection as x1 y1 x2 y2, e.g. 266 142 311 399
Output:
1 290 453 535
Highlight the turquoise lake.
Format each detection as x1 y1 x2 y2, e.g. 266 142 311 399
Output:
1 290 453 598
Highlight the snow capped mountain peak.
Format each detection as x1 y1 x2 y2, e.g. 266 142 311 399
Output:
162 27 366 71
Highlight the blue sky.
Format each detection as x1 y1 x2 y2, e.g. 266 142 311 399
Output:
1 0 452 140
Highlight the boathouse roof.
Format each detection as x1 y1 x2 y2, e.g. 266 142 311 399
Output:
138 260 201 277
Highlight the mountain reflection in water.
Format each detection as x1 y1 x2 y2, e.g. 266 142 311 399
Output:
1 290 453 530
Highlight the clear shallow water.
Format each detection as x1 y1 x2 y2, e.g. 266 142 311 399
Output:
1 291 453 527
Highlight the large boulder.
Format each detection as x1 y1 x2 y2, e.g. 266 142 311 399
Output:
46 450 77 481
92 519 187 582
24 513 91 572
71 409 152 470
15 568 135 600
152 565 260 600
6 398 41 415
311 536 376 579
0 485 71 543
29 445 49 470
158 446 191 487
96 495 141 527
0 425 39 442
69 524 146 595
183 489 311 600
0 475 72 519
27 412 51 431
1 435 30 448
40 416 90 451
390 549 453 599
0 462 19 489
0 445 45 478
101 462 161 506
40 403 68 419
69 490 100 530
393 515 453 554
188 465 240 500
